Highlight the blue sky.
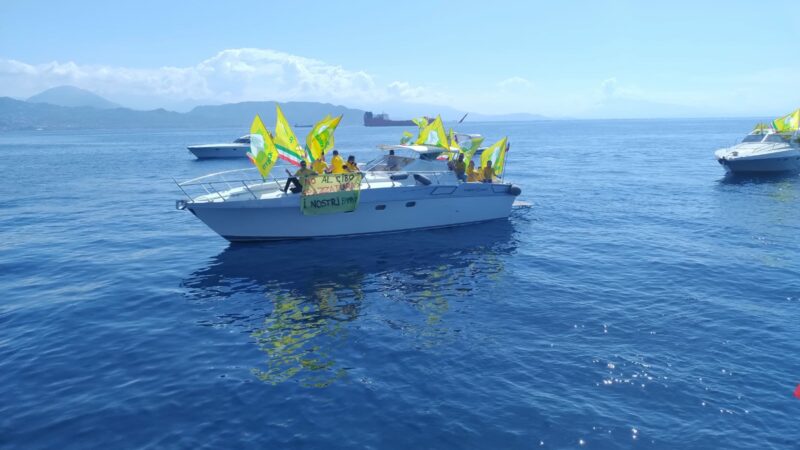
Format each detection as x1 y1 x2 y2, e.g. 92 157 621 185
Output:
1 0 798 117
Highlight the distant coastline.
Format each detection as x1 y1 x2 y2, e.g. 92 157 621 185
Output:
0 86 549 131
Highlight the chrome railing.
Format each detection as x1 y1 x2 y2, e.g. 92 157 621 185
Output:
174 168 280 202
174 167 493 204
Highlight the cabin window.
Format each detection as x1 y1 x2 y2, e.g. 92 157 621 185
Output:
764 134 786 143
375 205 386 210
405 201 416 207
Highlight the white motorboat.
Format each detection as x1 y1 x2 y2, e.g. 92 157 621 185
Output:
715 130 800 174
175 145 522 242
187 135 250 159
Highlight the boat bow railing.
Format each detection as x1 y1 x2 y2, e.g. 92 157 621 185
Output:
174 168 279 203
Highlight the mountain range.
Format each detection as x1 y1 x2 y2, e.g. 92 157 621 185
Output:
0 86 549 131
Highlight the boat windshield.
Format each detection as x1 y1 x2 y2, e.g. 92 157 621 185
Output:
764 134 787 143
741 134 765 143
234 136 251 144
364 155 416 171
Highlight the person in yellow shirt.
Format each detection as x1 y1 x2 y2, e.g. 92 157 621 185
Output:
466 160 480 182
311 154 328 174
282 160 316 193
345 155 360 172
329 150 346 174
481 160 494 183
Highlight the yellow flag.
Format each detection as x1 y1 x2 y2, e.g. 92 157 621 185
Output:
415 115 448 148
305 114 343 161
447 129 461 160
400 131 414 145
752 123 770 133
247 115 279 179
274 105 305 166
461 135 485 165
480 137 509 177
773 109 800 133
411 117 429 130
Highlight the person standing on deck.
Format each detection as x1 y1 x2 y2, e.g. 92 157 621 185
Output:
453 153 467 182
311 153 328 175
481 160 494 183
467 160 480 182
329 150 346 174
345 155 360 172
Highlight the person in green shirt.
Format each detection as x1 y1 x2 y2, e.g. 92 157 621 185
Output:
282 160 316 193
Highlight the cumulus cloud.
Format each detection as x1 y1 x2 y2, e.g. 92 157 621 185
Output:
497 76 534 90
0 48 445 110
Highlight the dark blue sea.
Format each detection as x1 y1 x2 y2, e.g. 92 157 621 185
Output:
1 119 799 449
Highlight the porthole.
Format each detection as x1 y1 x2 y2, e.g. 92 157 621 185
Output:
375 204 386 210
405 201 416 207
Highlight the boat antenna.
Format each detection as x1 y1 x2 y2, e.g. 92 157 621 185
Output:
458 113 468 124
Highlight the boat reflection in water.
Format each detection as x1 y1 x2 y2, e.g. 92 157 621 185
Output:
182 220 519 387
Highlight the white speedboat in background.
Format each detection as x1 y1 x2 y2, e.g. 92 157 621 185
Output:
187 135 250 159
175 145 522 242
715 130 800 174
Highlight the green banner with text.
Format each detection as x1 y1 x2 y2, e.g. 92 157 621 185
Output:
301 172 363 216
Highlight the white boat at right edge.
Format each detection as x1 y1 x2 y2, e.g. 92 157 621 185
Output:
715 112 800 174
715 131 800 174
175 145 522 242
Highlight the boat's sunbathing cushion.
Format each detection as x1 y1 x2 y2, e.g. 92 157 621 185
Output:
413 174 432 186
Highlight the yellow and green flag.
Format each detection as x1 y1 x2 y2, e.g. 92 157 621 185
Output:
411 117 429 130
305 114 342 162
400 131 414 145
772 109 800 134
274 105 306 166
752 123 770 133
447 129 461 160
480 137 509 177
461 135 485 165
247 115 279 179
415 115 448 148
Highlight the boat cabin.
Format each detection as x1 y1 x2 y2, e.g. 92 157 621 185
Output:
364 145 459 172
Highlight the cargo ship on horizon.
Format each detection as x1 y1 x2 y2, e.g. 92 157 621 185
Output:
364 111 425 127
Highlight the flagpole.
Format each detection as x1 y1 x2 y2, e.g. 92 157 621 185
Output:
500 142 510 182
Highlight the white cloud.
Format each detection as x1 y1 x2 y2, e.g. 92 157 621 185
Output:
497 76 534 90
0 48 446 111
3 48 798 117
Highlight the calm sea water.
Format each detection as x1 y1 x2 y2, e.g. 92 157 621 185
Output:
1 119 799 449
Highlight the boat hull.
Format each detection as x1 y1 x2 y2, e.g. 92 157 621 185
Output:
187 184 519 241
187 145 249 159
716 153 800 174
